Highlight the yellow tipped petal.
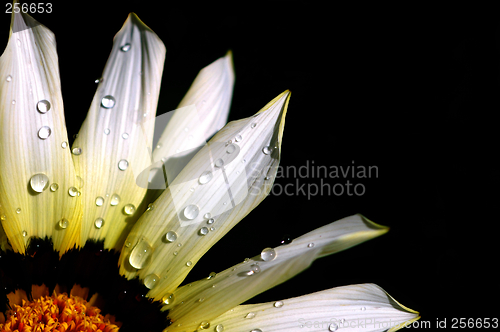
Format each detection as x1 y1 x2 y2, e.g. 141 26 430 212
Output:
118 91 291 299
71 13 166 250
0 6 82 254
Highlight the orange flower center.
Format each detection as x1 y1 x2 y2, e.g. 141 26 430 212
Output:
0 293 119 332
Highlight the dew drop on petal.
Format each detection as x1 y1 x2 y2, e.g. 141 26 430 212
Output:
210 227 215 231
11 100 15 105
50 183 59 192
207 218 214 224
204 213 211 219
72 147 82 155
251 123 257 129
58 218 69 229
120 43 131 52
61 141 68 149
186 261 192 267
214 324 224 332
94 218 104 229
118 159 129 171
260 247 276 262
38 126 51 139
101 95 116 109
235 134 242 142
226 144 236 154
122 133 129 139
245 312 256 319
0 215 5 221
36 100 51 114
30 173 49 193
95 196 104 206
308 242 315 248
165 231 178 243
207 272 216 280
329 323 339 331
144 274 160 289
262 146 272 155
68 187 78 197
199 227 209 236
250 329 262 332
251 264 261 274
198 171 213 185
162 293 174 305
123 204 136 215
274 301 284 308
361 307 366 311
129 237 153 269
16 208 21 214
199 321 209 330
183 204 199 220
214 159 224 168
104 128 110 135
6 75 12 82
110 194 120 206
173 251 178 256
147 203 154 211
22 231 27 237
197 298 205 303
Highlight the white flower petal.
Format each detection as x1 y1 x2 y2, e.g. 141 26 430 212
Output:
164 214 389 331
0 5 82 254
71 13 166 250
118 91 290 299
148 51 235 189
190 284 419 332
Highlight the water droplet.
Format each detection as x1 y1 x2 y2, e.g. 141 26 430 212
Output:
118 159 129 171
274 301 284 308
72 147 82 155
264 176 270 180
199 321 210 330
183 204 199 220
235 135 242 142
30 173 49 193
61 141 68 149
251 264 261 274
147 203 154 211
122 133 129 139
38 126 51 139
207 272 216 279
261 247 277 262
186 261 192 267
207 218 215 224
68 187 78 197
123 204 136 215
120 43 131 52
204 213 211 219
210 227 215 231
262 146 272 155
162 293 174 305
214 159 224 168
173 251 178 256
16 208 21 214
50 183 59 192
177 243 182 247
307 242 315 248
189 187 195 192
199 227 209 236
125 241 132 248
0 215 5 221
250 329 262 332
361 307 366 311
104 128 110 135
214 324 224 332
94 218 104 229
6 75 12 82
101 95 116 109
110 194 121 206
11 100 15 105
280 234 292 245
245 312 256 319
329 323 339 331
95 196 104 206
22 231 27 237
58 219 69 229
165 231 178 243
36 100 51 114
199 171 213 185
144 273 160 289
226 144 236 154
198 297 205 303
129 237 153 269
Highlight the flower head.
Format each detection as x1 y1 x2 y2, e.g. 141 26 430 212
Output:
0 2 419 331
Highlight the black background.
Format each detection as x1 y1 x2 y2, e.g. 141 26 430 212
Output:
2 1 499 330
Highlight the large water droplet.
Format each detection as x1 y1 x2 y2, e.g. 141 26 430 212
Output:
30 173 49 193
94 218 104 229
58 218 69 229
101 95 116 109
274 301 284 308
199 227 209 236
123 204 136 215
129 237 153 269
245 312 256 319
144 273 160 289
72 147 82 155
68 187 78 197
183 205 199 220
214 324 224 332
198 171 213 185
162 293 174 305
260 247 276 262
262 146 272 155
6 75 12 82
329 322 339 331
110 194 120 206
120 43 131 52
50 183 59 192
38 126 51 139
118 159 129 171
165 231 178 243
36 100 51 113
